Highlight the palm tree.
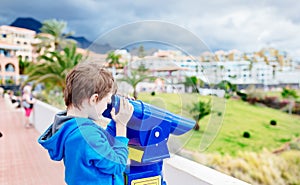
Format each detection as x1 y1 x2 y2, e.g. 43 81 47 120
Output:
189 100 211 131
219 65 225 80
36 19 76 52
138 45 145 58
217 80 237 98
281 88 298 114
26 44 84 91
18 56 31 75
18 56 35 86
184 76 199 93
106 51 122 77
121 69 155 99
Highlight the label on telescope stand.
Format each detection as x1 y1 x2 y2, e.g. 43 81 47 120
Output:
131 175 161 185
128 145 144 162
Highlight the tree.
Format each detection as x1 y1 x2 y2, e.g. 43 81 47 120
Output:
121 65 155 99
106 51 122 77
106 51 121 67
189 100 211 131
18 56 36 85
184 76 199 93
18 56 31 75
36 19 76 52
281 87 298 114
219 65 225 80
25 44 84 91
138 45 145 58
217 80 237 98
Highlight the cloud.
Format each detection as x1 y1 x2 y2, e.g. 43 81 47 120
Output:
88 21 210 55
1 0 300 57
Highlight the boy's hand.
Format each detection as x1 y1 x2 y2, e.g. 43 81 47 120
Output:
110 97 134 137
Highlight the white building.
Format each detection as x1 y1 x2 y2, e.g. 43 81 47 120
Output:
124 49 299 91
198 61 252 84
130 55 190 84
0 25 36 61
0 41 21 84
251 62 274 85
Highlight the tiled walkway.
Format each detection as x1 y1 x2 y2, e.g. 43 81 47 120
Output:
0 97 65 185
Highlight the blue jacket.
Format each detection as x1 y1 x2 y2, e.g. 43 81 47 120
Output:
38 111 129 185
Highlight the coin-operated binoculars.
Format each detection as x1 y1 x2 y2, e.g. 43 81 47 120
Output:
102 95 195 185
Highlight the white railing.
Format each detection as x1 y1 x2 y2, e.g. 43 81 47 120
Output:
32 100 250 185
164 155 250 185
32 100 62 134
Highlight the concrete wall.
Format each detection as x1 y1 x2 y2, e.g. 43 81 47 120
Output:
32 100 250 185
32 100 62 134
164 155 250 185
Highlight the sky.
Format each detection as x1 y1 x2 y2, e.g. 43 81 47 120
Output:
1 0 300 58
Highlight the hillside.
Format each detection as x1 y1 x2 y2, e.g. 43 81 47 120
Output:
10 17 91 48
138 92 300 155
10 17 42 32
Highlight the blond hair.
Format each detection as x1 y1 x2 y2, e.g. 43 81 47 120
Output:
64 62 116 109
23 85 32 94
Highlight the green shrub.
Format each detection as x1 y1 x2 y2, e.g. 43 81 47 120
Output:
151 91 155 96
270 120 277 126
237 91 248 101
243 131 251 138
224 93 231 99
290 142 300 150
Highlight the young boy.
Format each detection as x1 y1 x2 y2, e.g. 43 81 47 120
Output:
38 62 134 185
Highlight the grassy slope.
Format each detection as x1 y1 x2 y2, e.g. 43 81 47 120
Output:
200 98 300 155
138 92 300 156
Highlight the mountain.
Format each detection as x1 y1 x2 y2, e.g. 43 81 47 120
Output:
10 17 42 33
68 36 92 49
9 17 113 52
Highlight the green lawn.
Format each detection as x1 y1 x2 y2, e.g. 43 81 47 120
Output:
138 92 300 156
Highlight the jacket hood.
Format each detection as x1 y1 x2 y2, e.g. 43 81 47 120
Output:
38 111 76 161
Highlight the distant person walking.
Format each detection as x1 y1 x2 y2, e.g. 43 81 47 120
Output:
8 90 21 108
22 85 36 128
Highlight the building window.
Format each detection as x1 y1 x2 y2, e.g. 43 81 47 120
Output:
5 64 15 72
3 50 10 57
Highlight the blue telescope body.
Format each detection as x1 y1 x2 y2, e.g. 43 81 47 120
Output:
102 95 195 185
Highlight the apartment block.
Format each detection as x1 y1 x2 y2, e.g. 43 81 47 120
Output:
0 41 21 84
0 25 36 61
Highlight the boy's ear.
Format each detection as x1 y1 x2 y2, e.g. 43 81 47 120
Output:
89 94 98 105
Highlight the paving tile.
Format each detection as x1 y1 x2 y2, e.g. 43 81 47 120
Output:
0 98 65 185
